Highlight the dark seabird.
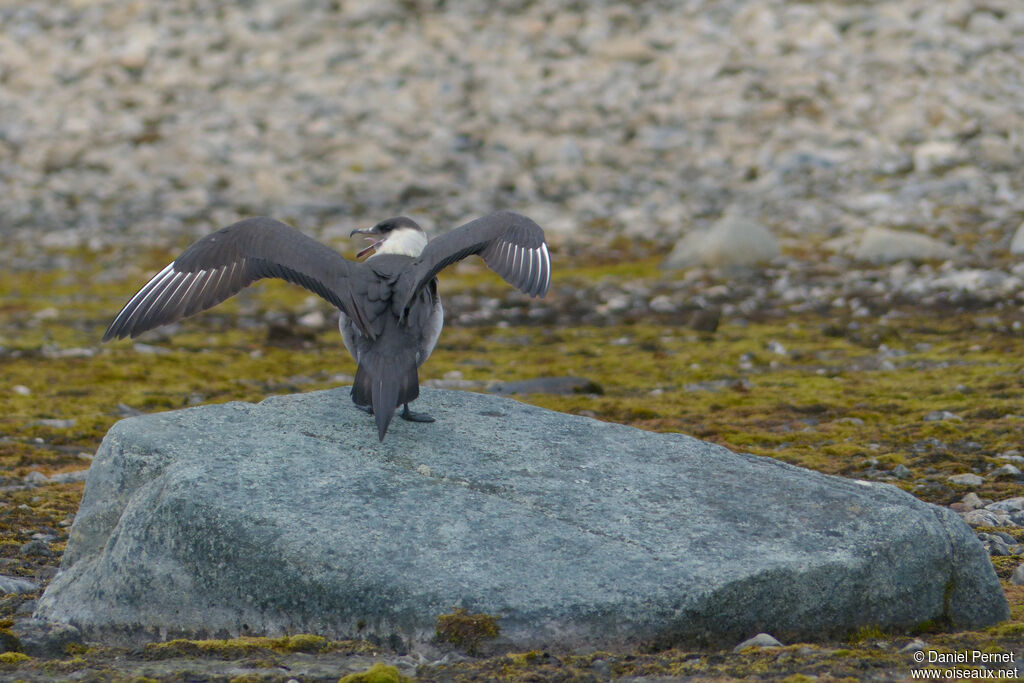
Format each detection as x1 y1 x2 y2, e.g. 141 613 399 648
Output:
103 211 550 440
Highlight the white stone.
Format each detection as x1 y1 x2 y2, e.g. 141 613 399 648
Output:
0 575 40 595
976 136 1017 168
900 638 927 653
931 269 1012 294
989 464 1021 479
924 410 961 422
986 497 1024 513
297 311 326 329
1011 222 1024 256
734 633 783 652
948 473 983 487
663 211 779 270
962 509 1010 527
854 228 957 264
649 295 677 313
116 25 158 70
961 493 984 510
593 36 656 62
913 141 965 173
23 471 49 485
49 470 90 484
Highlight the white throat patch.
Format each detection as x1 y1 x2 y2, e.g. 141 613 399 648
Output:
373 227 428 258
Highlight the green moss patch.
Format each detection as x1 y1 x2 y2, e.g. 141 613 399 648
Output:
435 608 501 653
143 634 369 659
0 651 30 665
338 662 412 683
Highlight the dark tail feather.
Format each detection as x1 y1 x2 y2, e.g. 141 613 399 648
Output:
352 351 419 441
371 374 399 441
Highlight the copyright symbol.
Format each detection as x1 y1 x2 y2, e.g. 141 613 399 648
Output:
913 650 925 663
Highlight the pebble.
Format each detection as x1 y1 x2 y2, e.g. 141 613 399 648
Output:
41 346 96 359
297 310 327 329
989 464 1021 479
960 492 984 510
662 210 779 270
962 509 1012 528
10 618 83 658
23 471 49 485
649 295 677 313
0 575 40 595
132 343 169 355
899 638 927 653
986 497 1024 513
1010 222 1024 256
913 141 965 174
12 385 31 396
924 410 961 422
733 633 783 652
19 540 53 557
1012 563 1024 586
49 470 89 484
977 533 1014 557
853 228 957 264
947 473 983 487
32 418 76 429
487 376 603 396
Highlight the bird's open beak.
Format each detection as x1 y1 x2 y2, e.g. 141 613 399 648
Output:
350 227 383 259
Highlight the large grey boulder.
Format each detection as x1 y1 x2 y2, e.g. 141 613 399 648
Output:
37 388 1006 649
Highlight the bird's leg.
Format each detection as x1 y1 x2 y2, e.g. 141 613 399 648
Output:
353 403 374 415
400 404 435 423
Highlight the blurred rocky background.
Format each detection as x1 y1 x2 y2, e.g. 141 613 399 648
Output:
2 0 1022 264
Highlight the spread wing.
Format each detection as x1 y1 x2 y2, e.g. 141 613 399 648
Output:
394 210 551 315
103 217 371 341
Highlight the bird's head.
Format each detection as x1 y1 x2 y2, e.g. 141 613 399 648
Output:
350 217 427 259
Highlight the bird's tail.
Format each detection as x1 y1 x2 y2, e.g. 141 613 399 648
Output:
352 348 419 441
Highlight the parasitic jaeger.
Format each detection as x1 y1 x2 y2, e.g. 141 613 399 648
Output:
104 211 551 440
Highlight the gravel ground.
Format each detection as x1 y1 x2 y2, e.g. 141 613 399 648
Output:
1 0 1022 258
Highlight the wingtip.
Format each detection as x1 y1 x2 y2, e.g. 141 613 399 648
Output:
101 323 125 343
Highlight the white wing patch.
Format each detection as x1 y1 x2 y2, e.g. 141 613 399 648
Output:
496 239 550 297
106 263 175 334
104 262 245 340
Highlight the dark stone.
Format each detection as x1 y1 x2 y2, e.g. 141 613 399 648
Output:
11 618 82 657
487 376 603 395
19 540 53 557
689 308 721 332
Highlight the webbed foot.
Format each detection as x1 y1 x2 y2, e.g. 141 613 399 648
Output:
354 403 373 415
